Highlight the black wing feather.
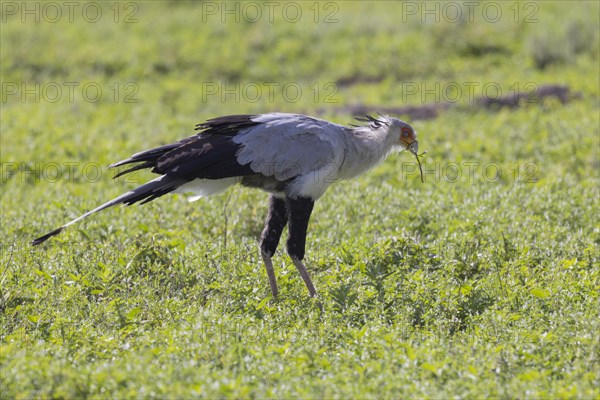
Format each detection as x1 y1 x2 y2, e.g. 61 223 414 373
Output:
154 135 254 179
112 161 154 178
195 114 259 135
109 139 195 169
111 114 261 179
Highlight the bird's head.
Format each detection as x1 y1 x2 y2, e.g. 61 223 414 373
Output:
389 117 418 154
354 114 418 154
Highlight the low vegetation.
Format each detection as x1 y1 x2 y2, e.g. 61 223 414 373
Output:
1 2 598 398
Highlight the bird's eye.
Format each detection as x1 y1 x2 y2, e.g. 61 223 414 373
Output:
401 128 411 138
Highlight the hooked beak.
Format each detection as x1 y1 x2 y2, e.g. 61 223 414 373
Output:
406 140 419 155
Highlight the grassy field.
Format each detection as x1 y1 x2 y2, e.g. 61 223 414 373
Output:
1 1 599 398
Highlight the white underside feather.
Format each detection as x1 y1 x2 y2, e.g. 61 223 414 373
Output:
175 177 241 201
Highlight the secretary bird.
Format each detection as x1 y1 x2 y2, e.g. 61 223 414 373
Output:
32 113 419 298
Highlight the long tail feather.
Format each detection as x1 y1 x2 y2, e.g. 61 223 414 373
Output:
31 175 187 246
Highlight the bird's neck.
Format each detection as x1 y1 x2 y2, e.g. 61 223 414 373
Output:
339 126 399 179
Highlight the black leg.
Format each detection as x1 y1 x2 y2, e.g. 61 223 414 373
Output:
259 195 288 297
285 196 317 297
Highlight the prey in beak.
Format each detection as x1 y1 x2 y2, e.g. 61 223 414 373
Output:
399 127 426 183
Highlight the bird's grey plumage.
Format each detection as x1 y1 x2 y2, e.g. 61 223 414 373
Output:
233 113 340 181
231 113 413 199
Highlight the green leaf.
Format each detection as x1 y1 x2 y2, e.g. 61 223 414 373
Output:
126 307 142 320
530 288 550 299
34 269 52 281
421 363 438 374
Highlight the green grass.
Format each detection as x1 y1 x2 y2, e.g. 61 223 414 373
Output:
1 1 599 398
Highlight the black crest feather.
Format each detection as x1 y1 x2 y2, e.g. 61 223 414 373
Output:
354 114 387 128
